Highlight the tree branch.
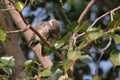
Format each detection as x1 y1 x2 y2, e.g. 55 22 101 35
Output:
3 0 53 69
87 6 120 31
59 0 71 24
0 9 26 78
75 6 120 42
96 37 112 65
78 0 96 24
67 0 97 78
6 24 29 34
69 0 97 51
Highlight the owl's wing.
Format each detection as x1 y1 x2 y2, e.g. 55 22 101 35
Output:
28 33 37 47
35 22 51 30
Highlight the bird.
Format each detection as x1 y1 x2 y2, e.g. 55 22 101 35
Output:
29 19 61 53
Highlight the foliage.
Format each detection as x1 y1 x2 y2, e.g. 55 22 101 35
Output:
14 1 25 12
0 29 6 42
0 56 15 79
110 49 120 68
0 0 120 80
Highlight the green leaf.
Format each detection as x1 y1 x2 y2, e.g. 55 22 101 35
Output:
113 13 120 21
0 56 15 67
110 49 120 67
25 60 33 66
79 55 92 64
113 34 120 44
14 1 25 12
2 67 13 75
54 35 70 49
0 29 6 42
51 62 60 73
38 69 51 77
0 63 6 68
58 35 70 43
108 13 120 29
66 21 79 32
50 69 63 80
108 20 119 29
46 46 56 55
67 50 81 60
77 39 87 50
74 21 89 32
24 60 34 73
54 42 64 49
86 28 103 42
63 59 70 72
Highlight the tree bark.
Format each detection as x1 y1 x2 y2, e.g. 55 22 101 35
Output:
3 0 53 69
0 10 26 78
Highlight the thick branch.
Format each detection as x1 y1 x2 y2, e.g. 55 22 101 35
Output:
3 0 53 69
3 0 64 61
0 10 26 78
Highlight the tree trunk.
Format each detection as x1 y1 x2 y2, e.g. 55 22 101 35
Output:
0 11 26 78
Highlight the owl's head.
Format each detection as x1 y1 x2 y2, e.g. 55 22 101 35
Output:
48 19 61 40
49 19 61 31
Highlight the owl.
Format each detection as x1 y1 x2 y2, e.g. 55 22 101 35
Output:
29 19 61 53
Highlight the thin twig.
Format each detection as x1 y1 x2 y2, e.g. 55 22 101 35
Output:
78 0 96 24
87 12 110 31
96 37 112 64
110 11 114 21
59 0 71 24
87 6 120 31
68 32 77 50
0 8 15 11
24 0 28 6
74 32 85 41
75 6 120 41
79 26 120 50
6 24 30 34
54 8 64 21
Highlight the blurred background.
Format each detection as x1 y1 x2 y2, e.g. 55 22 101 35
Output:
0 0 120 80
